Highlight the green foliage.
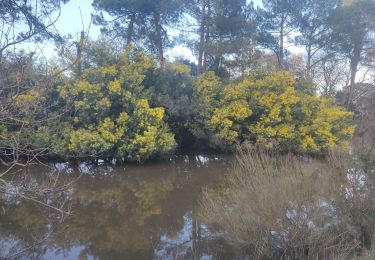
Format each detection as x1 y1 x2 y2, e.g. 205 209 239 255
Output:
145 62 197 147
204 0 256 77
0 45 354 160
59 48 176 160
293 0 340 73
257 0 298 67
190 71 223 145
92 0 184 65
329 0 375 60
0 0 70 52
194 71 354 153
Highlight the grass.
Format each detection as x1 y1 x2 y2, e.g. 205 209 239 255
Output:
200 145 375 259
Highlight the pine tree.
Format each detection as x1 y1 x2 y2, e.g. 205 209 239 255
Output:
258 0 298 69
92 0 184 67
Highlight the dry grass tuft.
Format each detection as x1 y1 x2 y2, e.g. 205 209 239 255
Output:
200 145 375 259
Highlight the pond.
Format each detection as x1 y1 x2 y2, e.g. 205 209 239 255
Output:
0 154 236 259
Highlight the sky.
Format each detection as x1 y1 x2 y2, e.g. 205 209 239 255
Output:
54 0 263 37
27 0 268 62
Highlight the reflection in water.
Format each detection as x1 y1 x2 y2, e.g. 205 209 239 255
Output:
0 154 234 259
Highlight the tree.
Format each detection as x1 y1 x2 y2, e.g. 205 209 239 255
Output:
0 0 70 91
353 84 375 160
257 0 298 69
0 0 69 55
313 54 350 97
185 0 256 77
92 0 145 45
293 0 340 75
0 0 76 222
92 0 184 67
328 0 375 108
206 0 257 77
184 0 210 75
0 51 60 159
0 0 72 160
0 0 74 135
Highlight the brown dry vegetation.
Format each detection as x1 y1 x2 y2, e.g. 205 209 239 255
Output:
200 145 375 259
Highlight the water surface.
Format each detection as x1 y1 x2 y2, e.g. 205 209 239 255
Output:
0 154 235 259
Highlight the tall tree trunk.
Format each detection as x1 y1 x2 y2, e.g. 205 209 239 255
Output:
0 53 3 91
278 12 285 69
347 55 359 109
350 58 359 88
346 40 362 109
306 43 312 75
198 0 207 75
154 12 164 68
203 1 211 72
126 13 136 46
75 31 85 77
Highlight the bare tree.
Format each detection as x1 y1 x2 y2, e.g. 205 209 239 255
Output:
312 54 350 97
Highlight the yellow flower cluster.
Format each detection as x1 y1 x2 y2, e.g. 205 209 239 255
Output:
195 71 354 153
61 49 176 159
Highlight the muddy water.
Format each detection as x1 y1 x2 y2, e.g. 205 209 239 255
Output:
0 154 236 259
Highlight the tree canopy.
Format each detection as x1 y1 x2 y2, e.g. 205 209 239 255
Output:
1 0 374 161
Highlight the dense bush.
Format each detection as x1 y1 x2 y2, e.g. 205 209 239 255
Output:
194 71 354 153
0 45 355 160
58 48 176 160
